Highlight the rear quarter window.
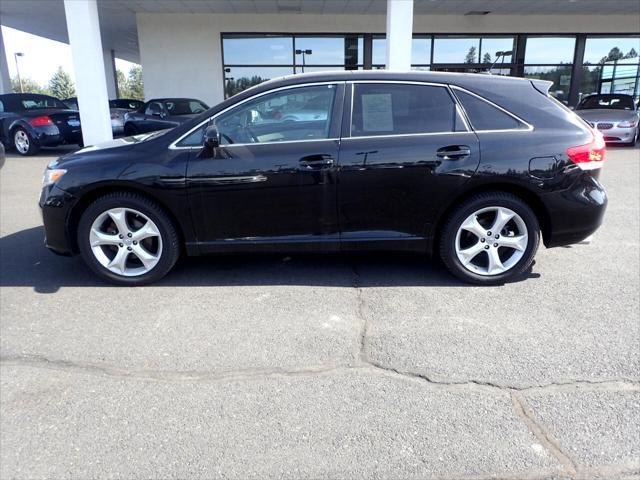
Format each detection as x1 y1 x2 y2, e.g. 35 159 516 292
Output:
455 89 525 131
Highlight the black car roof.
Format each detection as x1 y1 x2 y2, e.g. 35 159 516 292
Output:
0 93 61 100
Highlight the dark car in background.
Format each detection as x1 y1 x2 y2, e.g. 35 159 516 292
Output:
575 93 639 146
123 98 208 135
63 97 144 136
39 71 607 286
0 93 82 156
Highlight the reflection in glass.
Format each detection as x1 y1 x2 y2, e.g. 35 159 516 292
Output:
224 67 293 98
583 37 640 64
223 36 293 65
481 37 515 64
433 37 480 63
524 37 576 64
294 36 363 66
372 37 432 66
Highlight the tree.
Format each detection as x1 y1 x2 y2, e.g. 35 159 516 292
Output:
465 46 477 64
48 66 75 99
126 66 144 100
482 52 492 64
625 48 638 59
11 76 49 95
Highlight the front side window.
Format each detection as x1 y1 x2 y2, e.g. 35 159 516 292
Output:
145 102 163 116
164 99 208 116
351 83 460 137
215 84 337 144
454 89 525 130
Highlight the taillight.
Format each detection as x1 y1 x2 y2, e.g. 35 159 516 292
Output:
566 130 606 170
29 116 54 127
110 113 120 119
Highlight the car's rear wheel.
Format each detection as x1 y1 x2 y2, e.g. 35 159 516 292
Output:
77 192 180 285
440 192 540 285
13 128 40 156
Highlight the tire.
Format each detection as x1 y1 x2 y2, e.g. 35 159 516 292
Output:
12 127 40 156
124 123 138 136
77 192 180 285
439 192 540 285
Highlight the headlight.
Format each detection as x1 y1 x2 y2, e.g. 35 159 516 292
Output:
42 168 67 187
617 119 638 128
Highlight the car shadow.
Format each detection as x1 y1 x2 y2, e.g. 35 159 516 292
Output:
0 226 539 293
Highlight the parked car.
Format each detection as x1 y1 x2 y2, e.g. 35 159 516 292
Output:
0 93 82 156
123 98 208 135
63 97 144 136
575 93 639 146
40 71 607 286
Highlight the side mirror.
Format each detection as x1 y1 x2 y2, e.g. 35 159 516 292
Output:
203 125 220 150
198 125 221 159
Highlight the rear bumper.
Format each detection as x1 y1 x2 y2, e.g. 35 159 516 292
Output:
542 172 607 248
39 185 76 255
32 125 82 147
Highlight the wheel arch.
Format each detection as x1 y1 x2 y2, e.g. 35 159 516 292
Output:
430 182 551 254
66 183 188 255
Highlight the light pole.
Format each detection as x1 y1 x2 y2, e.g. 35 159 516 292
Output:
295 49 312 73
14 52 24 93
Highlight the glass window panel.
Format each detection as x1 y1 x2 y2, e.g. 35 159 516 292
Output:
525 37 576 64
223 36 292 65
372 37 432 66
294 36 363 66
455 90 522 130
223 67 293 98
217 84 337 144
579 66 603 100
524 66 572 103
480 37 515 64
351 83 456 136
583 37 640 64
433 37 480 64
601 65 615 80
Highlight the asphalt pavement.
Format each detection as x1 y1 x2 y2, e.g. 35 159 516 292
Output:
0 144 638 479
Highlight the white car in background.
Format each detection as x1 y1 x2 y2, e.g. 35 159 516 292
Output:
575 94 639 146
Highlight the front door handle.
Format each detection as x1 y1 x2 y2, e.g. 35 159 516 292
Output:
437 145 471 160
299 154 334 170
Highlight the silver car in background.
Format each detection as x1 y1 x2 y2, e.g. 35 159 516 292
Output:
575 94 639 146
62 98 143 136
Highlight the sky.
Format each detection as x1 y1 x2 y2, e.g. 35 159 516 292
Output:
2 25 139 87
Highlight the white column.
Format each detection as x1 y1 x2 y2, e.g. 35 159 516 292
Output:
103 48 118 99
0 27 12 94
385 0 414 70
64 0 113 145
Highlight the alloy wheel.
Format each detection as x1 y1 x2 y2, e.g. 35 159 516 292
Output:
89 207 163 277
454 206 528 276
14 130 29 154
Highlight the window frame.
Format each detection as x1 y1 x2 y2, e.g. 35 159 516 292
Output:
169 81 344 150
346 80 471 139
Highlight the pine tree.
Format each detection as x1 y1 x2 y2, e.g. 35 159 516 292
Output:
127 66 144 100
465 46 477 64
482 52 492 63
48 66 75 99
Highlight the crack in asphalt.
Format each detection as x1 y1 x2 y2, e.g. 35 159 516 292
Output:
350 261 369 366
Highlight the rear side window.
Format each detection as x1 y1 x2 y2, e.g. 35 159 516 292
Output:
351 83 462 137
455 89 524 131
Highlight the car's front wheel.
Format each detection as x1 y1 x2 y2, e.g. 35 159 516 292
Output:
13 128 40 156
77 192 180 285
439 192 540 285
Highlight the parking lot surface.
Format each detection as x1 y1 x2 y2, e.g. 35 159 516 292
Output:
1 145 639 479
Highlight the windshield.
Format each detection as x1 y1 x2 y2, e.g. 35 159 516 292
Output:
163 99 208 116
109 99 144 110
577 95 635 111
20 96 69 110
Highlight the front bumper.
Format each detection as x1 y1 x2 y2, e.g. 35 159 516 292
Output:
39 184 77 255
542 171 607 248
597 125 637 144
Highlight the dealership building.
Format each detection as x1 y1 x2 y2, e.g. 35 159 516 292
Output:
0 0 639 145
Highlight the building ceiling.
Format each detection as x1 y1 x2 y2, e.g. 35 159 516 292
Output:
1 0 639 63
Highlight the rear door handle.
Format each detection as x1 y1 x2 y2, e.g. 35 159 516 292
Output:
299 154 334 170
437 145 471 160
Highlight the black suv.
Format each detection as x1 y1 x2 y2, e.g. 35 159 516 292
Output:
40 71 607 285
